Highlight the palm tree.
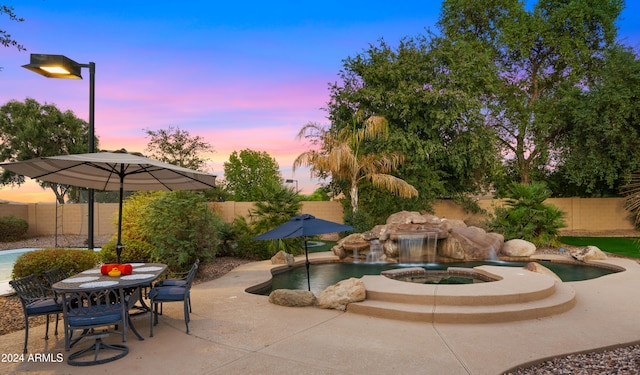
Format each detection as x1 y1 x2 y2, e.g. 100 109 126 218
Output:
294 115 418 213
622 171 640 226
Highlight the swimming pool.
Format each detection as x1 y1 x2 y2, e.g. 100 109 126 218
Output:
0 247 102 295
252 260 620 296
0 248 43 295
0 248 42 284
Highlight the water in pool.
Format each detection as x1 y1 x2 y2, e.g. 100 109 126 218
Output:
256 261 618 296
0 249 39 283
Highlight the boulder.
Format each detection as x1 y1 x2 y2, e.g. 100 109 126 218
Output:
271 250 295 266
571 246 608 262
339 233 367 246
269 289 317 307
441 225 504 260
364 224 391 241
383 239 399 259
386 211 427 225
501 239 536 257
523 262 562 282
442 219 467 231
317 278 366 311
332 245 346 259
421 214 442 225
437 236 466 260
333 233 368 259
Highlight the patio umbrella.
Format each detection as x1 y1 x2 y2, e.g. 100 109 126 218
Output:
252 214 353 291
0 149 217 263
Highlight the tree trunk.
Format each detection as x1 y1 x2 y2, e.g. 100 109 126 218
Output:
350 181 359 213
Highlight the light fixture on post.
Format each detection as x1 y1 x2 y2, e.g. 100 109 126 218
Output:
285 179 298 192
23 53 96 250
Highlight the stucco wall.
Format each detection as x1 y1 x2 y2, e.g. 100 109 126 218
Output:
1 198 637 238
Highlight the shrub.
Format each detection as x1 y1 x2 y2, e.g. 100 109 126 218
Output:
227 216 264 259
12 248 98 282
232 183 303 260
344 209 376 234
115 191 164 242
485 182 566 247
0 215 28 242
215 220 241 257
98 239 155 264
138 191 221 272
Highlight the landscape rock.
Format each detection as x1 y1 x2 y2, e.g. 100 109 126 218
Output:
441 225 504 260
502 239 537 257
570 246 608 262
332 245 346 259
523 262 562 282
386 211 427 224
363 224 391 241
269 289 317 307
437 235 466 260
317 278 366 311
271 250 295 266
339 233 367 244
442 218 467 231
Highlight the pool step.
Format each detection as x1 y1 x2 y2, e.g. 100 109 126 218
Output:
346 266 577 323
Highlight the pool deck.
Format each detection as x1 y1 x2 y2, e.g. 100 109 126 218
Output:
2 252 640 374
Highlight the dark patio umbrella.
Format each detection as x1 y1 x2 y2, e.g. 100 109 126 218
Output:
0 149 217 263
252 214 353 291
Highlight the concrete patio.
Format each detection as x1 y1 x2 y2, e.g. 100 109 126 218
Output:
1 252 640 374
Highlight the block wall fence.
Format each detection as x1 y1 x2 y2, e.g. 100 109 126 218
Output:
0 198 636 238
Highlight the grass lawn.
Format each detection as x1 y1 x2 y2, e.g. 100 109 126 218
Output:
560 236 640 258
306 240 337 253
307 237 640 258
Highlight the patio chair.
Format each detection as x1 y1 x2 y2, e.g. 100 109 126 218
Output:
61 287 129 365
9 274 63 353
153 259 200 314
42 267 69 299
155 259 200 288
149 260 199 337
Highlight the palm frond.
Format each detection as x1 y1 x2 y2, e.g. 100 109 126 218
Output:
368 174 418 198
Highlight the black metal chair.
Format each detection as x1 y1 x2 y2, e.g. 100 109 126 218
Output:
42 267 69 301
43 267 69 287
61 287 129 366
153 259 200 314
9 274 63 353
149 260 199 337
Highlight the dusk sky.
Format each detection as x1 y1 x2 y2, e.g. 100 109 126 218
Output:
1 1 639 203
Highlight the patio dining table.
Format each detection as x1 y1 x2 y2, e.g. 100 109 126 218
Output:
52 263 167 363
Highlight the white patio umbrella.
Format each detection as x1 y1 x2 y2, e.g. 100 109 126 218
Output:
0 149 217 262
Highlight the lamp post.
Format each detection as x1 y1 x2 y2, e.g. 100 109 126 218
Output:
23 54 96 250
285 179 298 192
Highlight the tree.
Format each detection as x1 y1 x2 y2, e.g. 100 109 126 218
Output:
486 182 565 247
553 45 640 195
248 182 303 258
1 5 25 51
302 187 331 201
326 35 501 217
294 114 417 213
223 149 282 201
622 171 640 228
144 125 213 171
437 0 624 185
0 98 97 203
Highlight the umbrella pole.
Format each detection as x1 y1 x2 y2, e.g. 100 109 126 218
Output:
116 171 124 264
304 238 310 291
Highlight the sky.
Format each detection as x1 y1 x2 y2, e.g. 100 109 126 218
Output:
1 0 639 203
